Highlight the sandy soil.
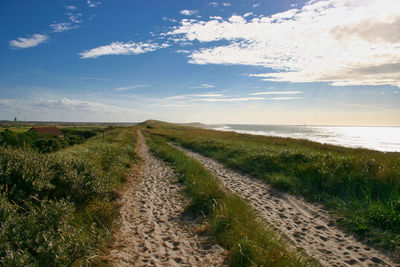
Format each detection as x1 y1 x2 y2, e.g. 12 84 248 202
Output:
107 131 226 266
177 146 398 267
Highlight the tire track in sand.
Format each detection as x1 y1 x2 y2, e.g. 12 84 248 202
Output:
108 131 226 266
177 146 397 267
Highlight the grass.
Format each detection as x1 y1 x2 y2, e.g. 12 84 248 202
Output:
0 126 31 133
0 126 138 266
145 120 400 260
146 131 316 266
0 125 108 153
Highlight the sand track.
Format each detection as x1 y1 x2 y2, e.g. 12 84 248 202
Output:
108 131 226 266
177 146 397 267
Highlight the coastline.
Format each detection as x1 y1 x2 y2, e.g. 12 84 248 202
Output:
206 124 400 152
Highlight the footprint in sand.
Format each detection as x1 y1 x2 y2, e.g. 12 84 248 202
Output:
107 131 227 266
177 145 396 267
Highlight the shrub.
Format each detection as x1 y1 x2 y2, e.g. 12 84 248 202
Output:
0 196 98 266
0 127 138 265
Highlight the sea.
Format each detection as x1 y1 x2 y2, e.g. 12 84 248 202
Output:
208 124 400 152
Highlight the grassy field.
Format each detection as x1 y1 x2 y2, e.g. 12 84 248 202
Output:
145 120 400 259
0 126 138 266
0 124 111 153
146 131 316 266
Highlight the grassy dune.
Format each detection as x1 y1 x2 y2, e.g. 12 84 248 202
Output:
146 121 400 259
146 131 316 266
0 127 138 266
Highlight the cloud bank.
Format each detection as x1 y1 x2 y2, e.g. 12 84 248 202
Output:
167 0 400 87
0 97 141 122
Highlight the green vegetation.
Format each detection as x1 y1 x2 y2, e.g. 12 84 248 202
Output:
0 127 138 266
147 131 315 266
0 127 104 153
146 121 400 259
0 126 32 133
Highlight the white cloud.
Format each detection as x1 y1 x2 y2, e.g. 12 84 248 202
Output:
250 91 303 95
166 91 303 103
68 13 82 24
163 17 178 23
167 0 400 87
87 0 101 8
268 97 302 100
194 93 223 97
166 93 223 100
209 2 230 7
190 83 215 88
195 95 301 102
9 34 48 49
198 97 265 102
180 10 198 16
150 103 192 108
80 41 169 58
65 5 77 10
178 41 193 46
31 98 110 112
175 49 191 54
65 76 109 81
252 3 260 8
314 98 396 111
50 13 82 32
0 98 18 106
114 84 149 91
0 97 142 122
50 22 76 32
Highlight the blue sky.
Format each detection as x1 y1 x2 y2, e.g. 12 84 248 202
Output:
1 0 399 125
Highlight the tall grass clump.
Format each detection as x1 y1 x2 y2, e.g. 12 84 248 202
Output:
0 127 138 266
148 133 315 266
146 121 400 258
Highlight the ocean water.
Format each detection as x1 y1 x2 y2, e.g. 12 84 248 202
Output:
209 124 400 152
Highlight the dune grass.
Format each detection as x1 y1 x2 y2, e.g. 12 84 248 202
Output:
147 131 317 266
0 127 138 266
145 121 400 259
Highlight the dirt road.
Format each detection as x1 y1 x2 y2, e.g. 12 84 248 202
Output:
177 146 396 267
108 131 226 266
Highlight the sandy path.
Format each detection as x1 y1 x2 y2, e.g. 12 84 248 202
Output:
108 131 226 266
177 146 397 267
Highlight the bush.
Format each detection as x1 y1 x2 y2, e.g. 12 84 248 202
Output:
0 127 138 265
0 196 98 266
0 128 102 153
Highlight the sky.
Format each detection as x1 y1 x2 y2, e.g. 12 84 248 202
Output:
0 0 399 126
